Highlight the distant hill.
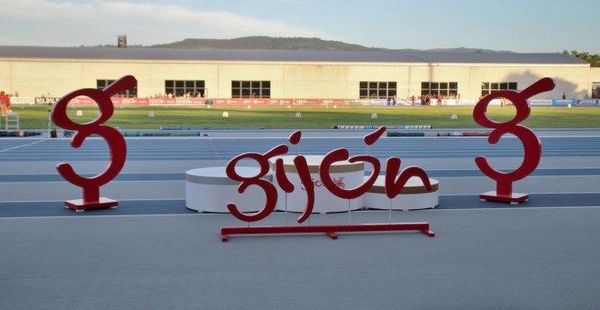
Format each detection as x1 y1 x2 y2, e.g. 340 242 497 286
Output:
149 36 377 51
93 36 513 53
148 36 514 53
426 47 513 53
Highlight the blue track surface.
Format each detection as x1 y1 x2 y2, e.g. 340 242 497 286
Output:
1 168 599 182
2 133 600 310
1 193 599 218
1 136 600 161
1 134 599 217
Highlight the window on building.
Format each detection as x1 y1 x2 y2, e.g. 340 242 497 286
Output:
231 80 270 98
421 82 458 98
481 82 518 96
96 79 137 98
359 81 397 99
165 80 205 97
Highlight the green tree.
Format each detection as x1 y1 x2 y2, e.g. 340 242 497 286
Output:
562 50 600 67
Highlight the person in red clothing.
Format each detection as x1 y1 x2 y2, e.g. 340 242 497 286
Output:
0 91 9 116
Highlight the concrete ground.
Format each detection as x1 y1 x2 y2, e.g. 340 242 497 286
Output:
1 209 599 310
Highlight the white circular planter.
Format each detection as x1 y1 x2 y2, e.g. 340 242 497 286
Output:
185 166 272 213
365 176 439 211
269 155 365 213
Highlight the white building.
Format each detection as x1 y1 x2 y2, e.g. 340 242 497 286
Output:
0 46 599 100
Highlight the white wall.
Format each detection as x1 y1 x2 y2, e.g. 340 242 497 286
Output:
0 58 591 99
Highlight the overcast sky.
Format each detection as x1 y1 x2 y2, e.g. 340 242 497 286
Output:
1 0 598 53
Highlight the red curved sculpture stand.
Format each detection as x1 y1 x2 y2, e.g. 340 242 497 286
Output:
221 127 436 241
52 76 135 211
473 78 555 204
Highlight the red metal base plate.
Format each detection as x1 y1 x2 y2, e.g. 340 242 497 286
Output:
220 222 434 242
480 191 529 205
65 197 118 212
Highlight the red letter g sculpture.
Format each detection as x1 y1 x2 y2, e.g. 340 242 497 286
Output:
52 76 135 212
474 78 554 204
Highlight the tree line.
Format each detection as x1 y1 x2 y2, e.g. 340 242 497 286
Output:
562 50 600 67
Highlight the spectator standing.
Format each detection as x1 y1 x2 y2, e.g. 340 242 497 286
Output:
0 91 10 116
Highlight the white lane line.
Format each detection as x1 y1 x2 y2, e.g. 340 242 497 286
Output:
0 180 184 185
0 140 44 153
11 134 600 141
439 191 600 196
0 213 206 220
1 205 599 221
122 135 600 140
1 190 599 203
419 205 600 212
0 198 184 204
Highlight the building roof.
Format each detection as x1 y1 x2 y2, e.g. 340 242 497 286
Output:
0 46 587 65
